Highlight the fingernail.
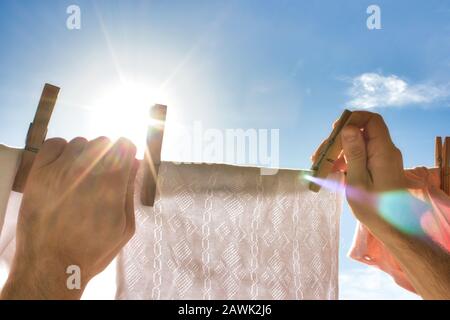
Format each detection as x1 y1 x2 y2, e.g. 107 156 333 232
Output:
342 128 358 143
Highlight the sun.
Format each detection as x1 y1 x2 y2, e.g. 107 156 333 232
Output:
88 82 167 158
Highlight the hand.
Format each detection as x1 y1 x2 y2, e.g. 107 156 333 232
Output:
312 111 406 231
1 137 138 299
313 110 450 299
341 111 407 230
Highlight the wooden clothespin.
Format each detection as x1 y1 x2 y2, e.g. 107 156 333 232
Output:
435 136 450 196
435 137 443 191
309 109 353 192
12 83 60 193
445 137 450 195
141 104 167 206
443 137 449 196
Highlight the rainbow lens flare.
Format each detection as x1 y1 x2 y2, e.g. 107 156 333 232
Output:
378 190 430 236
301 173 432 236
301 173 345 195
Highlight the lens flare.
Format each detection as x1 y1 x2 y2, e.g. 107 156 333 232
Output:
300 173 432 236
301 173 345 194
378 190 431 235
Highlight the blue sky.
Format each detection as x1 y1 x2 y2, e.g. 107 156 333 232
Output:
1 0 450 299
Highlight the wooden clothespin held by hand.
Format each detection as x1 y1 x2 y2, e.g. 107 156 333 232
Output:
13 83 60 193
141 104 167 206
309 109 353 192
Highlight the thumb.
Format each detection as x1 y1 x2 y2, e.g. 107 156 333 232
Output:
341 125 369 188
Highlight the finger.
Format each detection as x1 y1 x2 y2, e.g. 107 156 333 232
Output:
99 138 137 201
98 159 138 270
59 137 87 161
347 111 406 190
341 125 370 188
346 111 395 153
34 138 67 168
76 137 112 173
311 138 329 162
332 118 340 129
124 159 139 238
371 146 406 191
311 116 351 163
102 138 137 174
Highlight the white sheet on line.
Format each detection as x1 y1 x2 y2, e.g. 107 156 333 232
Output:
117 162 343 300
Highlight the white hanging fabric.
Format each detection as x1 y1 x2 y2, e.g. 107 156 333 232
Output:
116 163 343 300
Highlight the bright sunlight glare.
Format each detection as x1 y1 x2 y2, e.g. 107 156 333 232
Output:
88 82 167 158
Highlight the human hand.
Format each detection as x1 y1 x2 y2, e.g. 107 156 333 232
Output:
312 111 407 231
1 136 138 299
312 111 450 299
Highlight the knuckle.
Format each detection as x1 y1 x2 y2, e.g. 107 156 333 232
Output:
391 146 403 163
118 137 131 145
119 138 137 154
371 113 389 129
348 146 365 160
371 112 384 123
128 143 137 155
70 136 88 145
91 136 111 147
44 137 67 146
100 137 111 146
392 146 402 157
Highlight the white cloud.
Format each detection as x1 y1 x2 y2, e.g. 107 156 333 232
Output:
339 266 420 300
347 72 449 109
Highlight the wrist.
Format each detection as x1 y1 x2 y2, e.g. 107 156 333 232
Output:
1 255 86 300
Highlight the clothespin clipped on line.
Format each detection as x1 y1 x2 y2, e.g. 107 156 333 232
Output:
309 109 353 192
436 136 450 196
141 104 167 206
13 83 60 193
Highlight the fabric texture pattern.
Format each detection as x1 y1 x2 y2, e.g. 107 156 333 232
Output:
116 162 343 300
